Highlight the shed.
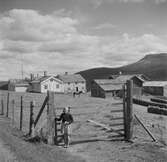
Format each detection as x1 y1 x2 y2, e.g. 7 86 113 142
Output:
143 81 167 96
91 79 123 98
0 81 10 90
9 79 29 92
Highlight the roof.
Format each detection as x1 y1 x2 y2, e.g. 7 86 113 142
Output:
143 81 167 87
0 81 8 86
15 83 29 87
31 76 61 83
94 79 119 85
94 79 123 91
57 74 85 83
113 74 147 83
99 84 123 91
9 79 29 86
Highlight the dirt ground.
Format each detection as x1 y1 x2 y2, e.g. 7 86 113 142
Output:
0 93 167 162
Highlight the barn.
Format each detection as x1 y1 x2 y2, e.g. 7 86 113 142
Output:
91 79 123 98
91 74 147 98
143 81 167 96
29 76 64 93
57 74 86 94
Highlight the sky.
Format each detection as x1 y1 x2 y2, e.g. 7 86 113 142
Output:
0 0 167 79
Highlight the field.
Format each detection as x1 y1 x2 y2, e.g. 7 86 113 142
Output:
0 90 167 162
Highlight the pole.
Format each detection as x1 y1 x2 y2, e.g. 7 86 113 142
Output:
6 92 9 117
125 80 133 141
11 100 15 126
1 99 4 115
29 101 35 136
47 91 55 145
20 96 23 130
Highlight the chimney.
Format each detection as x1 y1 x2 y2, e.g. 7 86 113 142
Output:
44 71 47 77
65 72 68 75
30 73 34 81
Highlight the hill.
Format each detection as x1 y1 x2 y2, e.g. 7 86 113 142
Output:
77 53 167 90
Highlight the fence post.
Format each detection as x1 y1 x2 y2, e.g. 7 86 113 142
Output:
20 96 23 131
6 92 10 117
1 99 4 115
123 84 127 140
29 101 35 136
47 91 55 145
55 118 58 145
11 100 15 126
125 80 133 141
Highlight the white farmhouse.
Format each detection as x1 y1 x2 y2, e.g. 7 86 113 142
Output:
29 76 64 93
57 74 86 93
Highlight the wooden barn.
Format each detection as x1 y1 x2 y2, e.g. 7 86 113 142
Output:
91 74 147 98
29 76 64 93
57 73 86 94
143 81 167 96
91 79 123 98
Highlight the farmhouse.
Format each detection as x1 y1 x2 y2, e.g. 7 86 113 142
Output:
29 76 64 93
57 73 86 93
91 74 147 98
143 81 167 96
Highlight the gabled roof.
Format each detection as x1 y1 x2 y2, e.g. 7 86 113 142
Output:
113 74 147 83
94 79 123 91
31 76 62 84
57 74 85 83
94 79 119 85
143 81 167 87
99 84 122 91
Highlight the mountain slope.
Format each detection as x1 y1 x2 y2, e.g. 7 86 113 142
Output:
77 53 167 90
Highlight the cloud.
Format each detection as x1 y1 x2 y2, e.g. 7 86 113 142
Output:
94 23 116 30
87 0 166 6
101 33 167 66
0 9 167 79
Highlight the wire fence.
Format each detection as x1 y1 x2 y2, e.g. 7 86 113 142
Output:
0 90 47 134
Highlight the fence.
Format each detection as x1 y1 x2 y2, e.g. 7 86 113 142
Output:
0 90 47 134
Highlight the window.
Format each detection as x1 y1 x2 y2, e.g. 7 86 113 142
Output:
44 85 48 89
56 84 59 88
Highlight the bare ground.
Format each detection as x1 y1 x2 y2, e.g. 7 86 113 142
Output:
0 93 167 162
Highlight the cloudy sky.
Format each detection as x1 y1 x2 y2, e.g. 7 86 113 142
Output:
0 0 167 79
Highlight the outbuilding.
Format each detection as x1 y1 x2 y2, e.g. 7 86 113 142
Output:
91 74 147 98
143 81 167 96
91 79 123 98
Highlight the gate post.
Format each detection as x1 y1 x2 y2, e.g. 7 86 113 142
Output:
47 91 56 145
124 80 133 141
